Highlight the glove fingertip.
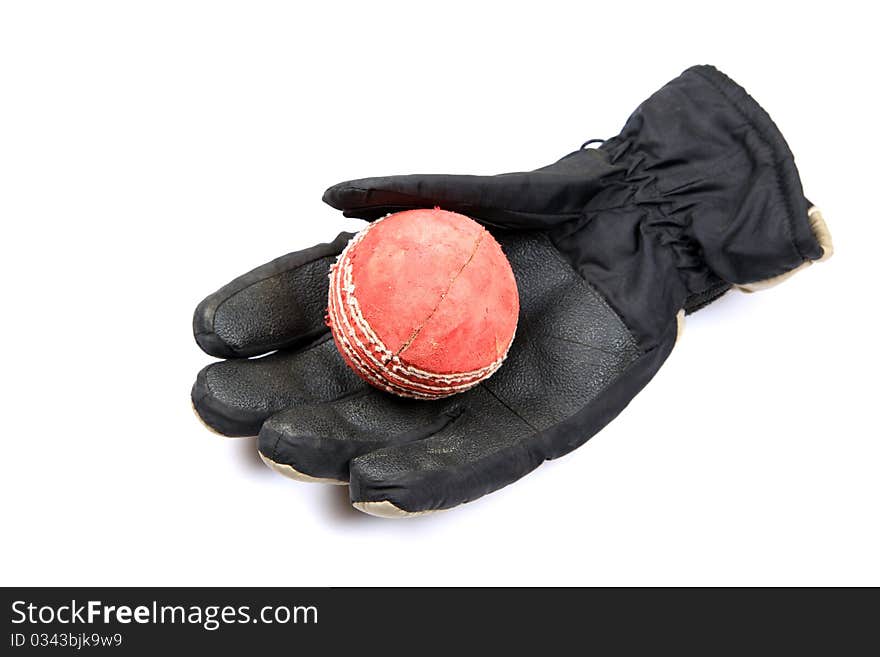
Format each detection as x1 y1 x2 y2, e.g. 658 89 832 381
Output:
322 182 362 211
191 365 266 437
193 295 238 359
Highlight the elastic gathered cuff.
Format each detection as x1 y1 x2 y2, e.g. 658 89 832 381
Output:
685 65 824 266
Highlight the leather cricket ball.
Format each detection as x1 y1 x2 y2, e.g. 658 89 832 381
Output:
327 208 519 399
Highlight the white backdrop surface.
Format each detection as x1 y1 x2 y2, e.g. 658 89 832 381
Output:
1 1 877 586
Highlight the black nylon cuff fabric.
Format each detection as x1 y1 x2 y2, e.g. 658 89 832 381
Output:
550 65 825 348
599 65 822 288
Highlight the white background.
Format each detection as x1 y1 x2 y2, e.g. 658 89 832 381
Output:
1 1 877 586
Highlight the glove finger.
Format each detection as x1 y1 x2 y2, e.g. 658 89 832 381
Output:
191 335 366 436
257 390 461 484
321 149 614 229
193 232 352 359
346 386 539 517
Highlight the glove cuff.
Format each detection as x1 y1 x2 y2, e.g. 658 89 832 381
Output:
736 205 832 291
601 65 830 297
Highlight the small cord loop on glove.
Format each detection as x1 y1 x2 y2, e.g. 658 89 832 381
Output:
580 138 606 149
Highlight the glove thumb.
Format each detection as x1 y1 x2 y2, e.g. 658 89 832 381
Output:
322 148 621 229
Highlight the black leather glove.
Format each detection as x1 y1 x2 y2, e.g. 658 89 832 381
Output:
192 65 831 517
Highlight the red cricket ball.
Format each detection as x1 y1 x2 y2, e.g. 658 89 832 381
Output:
327 208 519 399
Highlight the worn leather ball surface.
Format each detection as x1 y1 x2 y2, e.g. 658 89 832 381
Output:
327 208 519 399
